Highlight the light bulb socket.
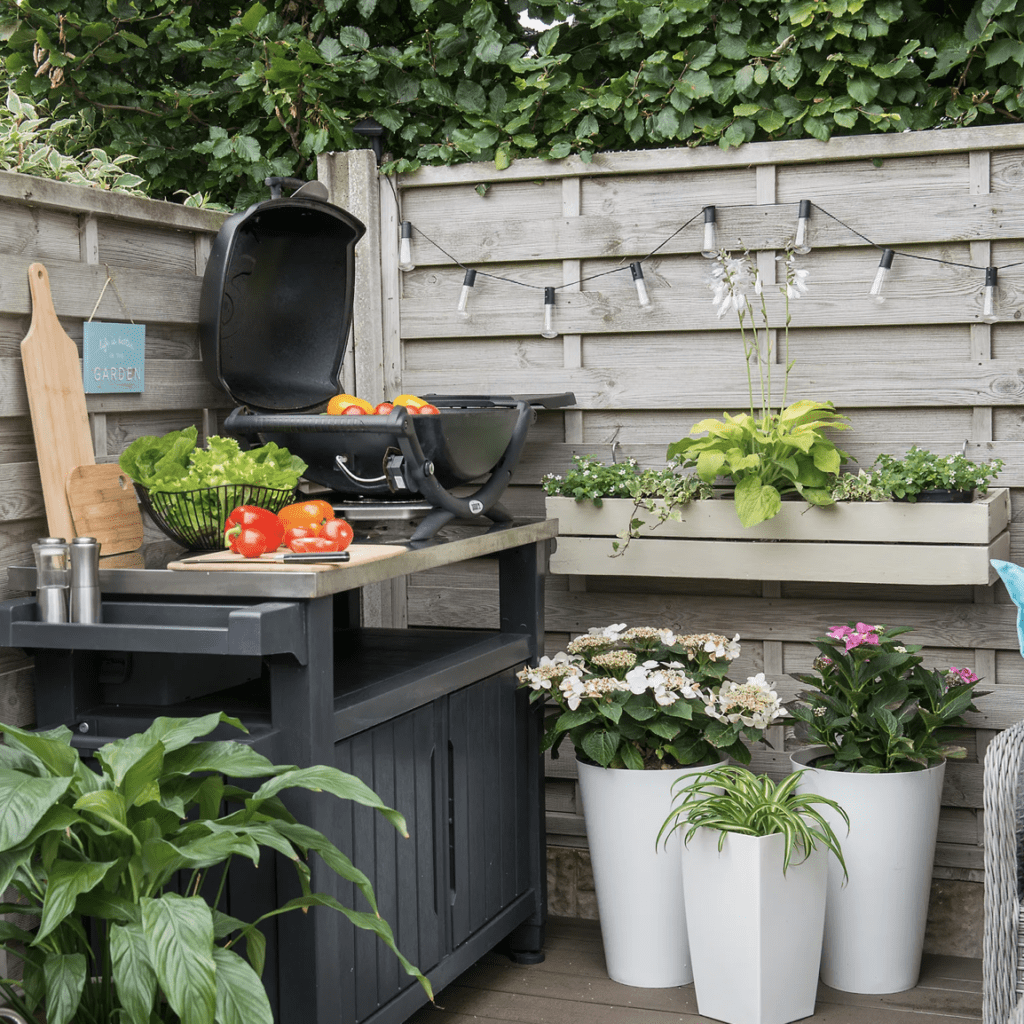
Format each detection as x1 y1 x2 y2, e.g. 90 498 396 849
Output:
878 248 895 270
798 199 812 220
544 287 556 305
400 221 413 239
703 206 716 224
985 266 998 288
462 268 477 287
701 207 718 258
629 262 645 282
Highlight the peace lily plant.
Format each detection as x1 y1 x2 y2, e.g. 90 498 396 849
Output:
668 251 850 527
0 713 429 1024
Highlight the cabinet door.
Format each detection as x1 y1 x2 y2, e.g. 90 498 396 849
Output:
333 702 445 1024
447 670 531 948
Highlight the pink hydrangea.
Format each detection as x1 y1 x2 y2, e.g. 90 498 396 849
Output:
828 622 881 651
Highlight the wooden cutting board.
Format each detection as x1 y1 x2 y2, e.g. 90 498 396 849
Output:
21 263 96 543
167 543 409 572
66 463 145 556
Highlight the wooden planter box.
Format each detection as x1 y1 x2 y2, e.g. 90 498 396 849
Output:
546 490 1011 585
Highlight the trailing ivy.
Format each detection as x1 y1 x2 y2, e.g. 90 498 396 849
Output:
1 0 1022 207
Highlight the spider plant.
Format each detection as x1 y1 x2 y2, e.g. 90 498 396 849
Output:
658 765 849 878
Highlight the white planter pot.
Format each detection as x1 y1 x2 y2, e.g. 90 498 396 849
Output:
577 758 713 988
682 829 827 1024
790 746 945 994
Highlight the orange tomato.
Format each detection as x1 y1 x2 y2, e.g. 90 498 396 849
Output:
278 500 335 533
391 394 427 409
374 402 395 415
327 394 373 414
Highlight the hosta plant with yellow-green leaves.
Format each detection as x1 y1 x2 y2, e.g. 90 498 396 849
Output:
0 713 429 1024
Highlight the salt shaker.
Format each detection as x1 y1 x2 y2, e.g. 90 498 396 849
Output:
32 537 70 623
69 537 102 624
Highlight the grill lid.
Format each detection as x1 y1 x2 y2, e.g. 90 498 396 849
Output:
199 182 366 412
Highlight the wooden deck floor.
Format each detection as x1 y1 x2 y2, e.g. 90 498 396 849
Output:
408 918 982 1024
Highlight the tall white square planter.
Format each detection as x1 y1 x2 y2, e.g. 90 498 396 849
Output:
681 829 827 1024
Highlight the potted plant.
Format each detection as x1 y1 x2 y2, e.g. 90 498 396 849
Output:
786 622 986 994
666 251 850 527
0 712 430 1024
517 625 787 988
870 446 1004 503
658 766 848 1024
542 453 711 555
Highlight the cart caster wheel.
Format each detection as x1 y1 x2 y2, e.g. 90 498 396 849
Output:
507 949 545 965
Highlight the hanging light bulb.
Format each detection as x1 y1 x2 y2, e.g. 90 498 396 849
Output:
793 199 812 255
701 206 718 258
541 287 558 338
982 266 998 324
869 249 894 304
456 268 477 317
629 262 651 307
398 221 415 272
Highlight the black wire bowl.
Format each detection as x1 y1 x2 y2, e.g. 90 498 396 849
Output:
134 483 298 551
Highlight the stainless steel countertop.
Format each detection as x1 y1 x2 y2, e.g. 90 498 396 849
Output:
8 520 558 601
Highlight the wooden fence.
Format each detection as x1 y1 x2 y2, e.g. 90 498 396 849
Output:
319 123 1024 956
1 122 1022 957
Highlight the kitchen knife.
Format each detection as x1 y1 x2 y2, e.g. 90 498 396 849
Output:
180 551 352 565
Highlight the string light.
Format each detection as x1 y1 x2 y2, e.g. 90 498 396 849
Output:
398 221 415 272
629 262 651 307
982 266 998 323
456 268 477 317
869 248 894 304
541 287 558 338
794 199 812 255
701 206 718 258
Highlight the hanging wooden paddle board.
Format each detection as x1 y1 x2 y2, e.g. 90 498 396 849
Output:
66 463 145 557
21 263 96 543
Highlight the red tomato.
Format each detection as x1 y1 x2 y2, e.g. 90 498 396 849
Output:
374 402 395 415
417 404 440 415
342 405 366 415
320 518 354 551
284 526 316 546
288 535 341 553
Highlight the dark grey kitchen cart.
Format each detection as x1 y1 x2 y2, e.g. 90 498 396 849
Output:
1 519 555 1024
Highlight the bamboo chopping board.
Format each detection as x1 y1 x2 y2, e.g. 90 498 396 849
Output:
66 463 145 556
21 263 96 543
167 543 410 572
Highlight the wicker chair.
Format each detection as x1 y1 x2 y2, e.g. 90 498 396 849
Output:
984 717 1024 1024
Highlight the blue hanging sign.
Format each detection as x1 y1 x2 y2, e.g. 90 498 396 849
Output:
83 321 145 394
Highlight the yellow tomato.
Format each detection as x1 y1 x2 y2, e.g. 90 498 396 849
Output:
391 394 428 409
327 394 374 414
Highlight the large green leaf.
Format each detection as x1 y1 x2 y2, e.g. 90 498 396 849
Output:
110 920 158 1024
250 766 407 836
162 741 285 779
35 858 117 944
42 951 86 1024
581 728 620 767
734 476 781 527
0 771 72 852
212 945 274 1024
122 741 165 808
0 723 77 777
142 893 217 1024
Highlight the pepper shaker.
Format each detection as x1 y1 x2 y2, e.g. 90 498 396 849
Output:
32 537 69 623
69 537 102 624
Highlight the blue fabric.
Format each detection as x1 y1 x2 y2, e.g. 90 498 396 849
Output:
992 559 1024 657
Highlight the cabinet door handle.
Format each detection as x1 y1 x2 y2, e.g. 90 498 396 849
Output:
448 740 456 905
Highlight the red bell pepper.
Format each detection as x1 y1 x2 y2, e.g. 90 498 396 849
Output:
287 535 342 554
232 526 279 559
224 505 284 554
319 518 354 551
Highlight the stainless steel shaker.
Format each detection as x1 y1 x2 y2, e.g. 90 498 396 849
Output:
32 537 69 623
69 536 102 624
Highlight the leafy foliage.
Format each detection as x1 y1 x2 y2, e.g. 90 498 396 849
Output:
2 1 1024 206
0 712 430 1024
787 622 987 772
517 624 786 769
871 445 1004 500
657 765 849 878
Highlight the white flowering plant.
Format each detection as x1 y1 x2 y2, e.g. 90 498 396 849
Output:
517 624 787 770
667 251 850 528
787 622 987 773
871 446 1003 501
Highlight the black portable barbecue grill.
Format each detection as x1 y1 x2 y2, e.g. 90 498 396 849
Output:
198 178 572 543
